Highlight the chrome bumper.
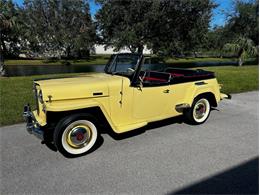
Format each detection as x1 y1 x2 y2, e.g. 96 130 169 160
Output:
23 104 44 140
220 93 232 100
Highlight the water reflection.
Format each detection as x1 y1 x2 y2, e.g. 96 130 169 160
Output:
5 61 238 77
5 64 106 76
5 63 168 76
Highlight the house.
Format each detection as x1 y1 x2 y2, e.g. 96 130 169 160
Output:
93 44 152 54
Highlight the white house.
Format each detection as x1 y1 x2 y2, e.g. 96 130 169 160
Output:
93 44 152 54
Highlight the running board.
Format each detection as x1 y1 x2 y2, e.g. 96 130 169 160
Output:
175 103 191 113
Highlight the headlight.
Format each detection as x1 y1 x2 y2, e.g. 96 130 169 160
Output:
38 90 44 104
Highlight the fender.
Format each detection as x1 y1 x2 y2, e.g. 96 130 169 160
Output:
185 79 220 106
45 98 150 134
45 98 118 132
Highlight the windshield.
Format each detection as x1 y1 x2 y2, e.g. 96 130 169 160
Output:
142 57 168 72
105 54 140 75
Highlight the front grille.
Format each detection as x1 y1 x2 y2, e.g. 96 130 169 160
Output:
33 84 39 115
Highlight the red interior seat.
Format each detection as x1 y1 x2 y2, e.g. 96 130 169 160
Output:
143 77 167 82
170 73 184 77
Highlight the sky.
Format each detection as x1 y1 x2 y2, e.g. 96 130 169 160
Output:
211 0 235 27
13 0 235 28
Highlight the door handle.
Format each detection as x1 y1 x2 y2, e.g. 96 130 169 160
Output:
163 89 170 93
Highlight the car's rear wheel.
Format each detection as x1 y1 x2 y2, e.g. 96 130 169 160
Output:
54 114 98 157
184 97 211 125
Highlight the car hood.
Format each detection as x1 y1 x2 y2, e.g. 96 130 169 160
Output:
35 73 121 101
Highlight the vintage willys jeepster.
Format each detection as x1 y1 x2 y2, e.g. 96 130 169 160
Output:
23 53 231 157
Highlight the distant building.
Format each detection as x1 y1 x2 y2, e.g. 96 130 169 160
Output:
93 45 152 55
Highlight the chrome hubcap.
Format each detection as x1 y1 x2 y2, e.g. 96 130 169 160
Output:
67 125 92 148
194 102 206 119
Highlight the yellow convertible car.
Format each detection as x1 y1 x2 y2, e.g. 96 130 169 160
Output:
23 53 231 157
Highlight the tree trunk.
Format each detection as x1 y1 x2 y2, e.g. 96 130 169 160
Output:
238 48 244 66
238 57 243 66
77 49 82 58
193 51 198 58
0 31 6 76
128 46 136 53
66 46 71 59
137 45 144 54
0 54 5 76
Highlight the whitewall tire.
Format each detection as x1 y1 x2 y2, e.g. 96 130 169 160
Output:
192 98 210 123
184 97 211 125
54 114 99 157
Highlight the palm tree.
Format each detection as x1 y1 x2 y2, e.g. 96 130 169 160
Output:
223 37 258 66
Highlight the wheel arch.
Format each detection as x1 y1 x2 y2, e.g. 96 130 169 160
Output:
44 106 115 141
193 92 218 107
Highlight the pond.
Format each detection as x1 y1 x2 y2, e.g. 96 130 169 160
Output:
5 64 106 77
4 61 237 77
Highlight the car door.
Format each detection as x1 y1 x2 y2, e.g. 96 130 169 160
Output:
132 71 173 120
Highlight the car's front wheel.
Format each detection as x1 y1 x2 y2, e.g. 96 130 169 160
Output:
54 114 98 157
184 97 211 125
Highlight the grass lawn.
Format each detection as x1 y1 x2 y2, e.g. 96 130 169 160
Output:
165 57 238 63
0 65 258 126
0 73 81 126
202 66 258 94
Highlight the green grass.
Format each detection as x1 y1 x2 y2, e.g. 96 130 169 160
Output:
0 73 80 126
165 57 238 63
0 76 35 126
0 65 258 126
202 66 259 94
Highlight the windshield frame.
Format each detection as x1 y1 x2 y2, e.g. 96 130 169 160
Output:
104 53 142 75
104 53 147 87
